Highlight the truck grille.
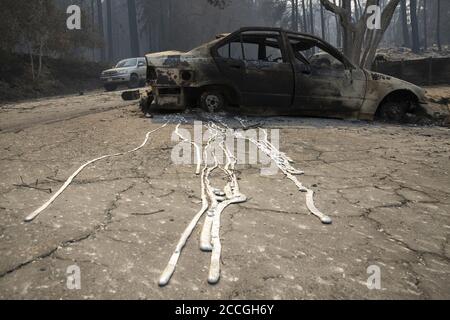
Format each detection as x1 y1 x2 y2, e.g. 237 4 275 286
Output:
103 70 118 76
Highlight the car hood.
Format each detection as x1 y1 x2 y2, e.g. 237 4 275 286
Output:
145 43 215 68
102 67 130 74
367 71 427 103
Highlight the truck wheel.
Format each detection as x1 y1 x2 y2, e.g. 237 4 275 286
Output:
200 90 226 113
104 84 118 92
128 74 140 89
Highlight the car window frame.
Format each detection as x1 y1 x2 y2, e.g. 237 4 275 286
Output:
212 30 288 64
137 58 146 67
285 32 355 70
116 58 138 68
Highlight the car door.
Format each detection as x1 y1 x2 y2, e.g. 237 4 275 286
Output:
214 37 246 95
213 31 294 110
239 31 294 109
287 34 367 118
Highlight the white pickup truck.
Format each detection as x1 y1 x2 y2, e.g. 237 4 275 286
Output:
100 57 147 91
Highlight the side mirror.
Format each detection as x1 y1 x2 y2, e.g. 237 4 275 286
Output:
138 62 146 67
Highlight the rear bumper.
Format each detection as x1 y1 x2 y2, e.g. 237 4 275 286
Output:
153 86 186 111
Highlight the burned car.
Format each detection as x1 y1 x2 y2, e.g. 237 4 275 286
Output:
140 27 428 121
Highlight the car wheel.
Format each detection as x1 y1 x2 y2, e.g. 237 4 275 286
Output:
200 90 226 113
128 74 140 89
104 84 118 92
376 101 410 122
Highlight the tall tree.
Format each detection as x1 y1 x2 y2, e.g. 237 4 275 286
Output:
106 0 113 61
320 1 326 40
127 0 140 56
301 0 308 32
436 0 441 51
422 0 427 50
400 0 410 47
96 0 106 61
291 0 297 31
91 0 96 60
410 0 420 53
320 0 402 68
353 0 360 21
333 0 342 47
309 0 314 35
340 0 352 57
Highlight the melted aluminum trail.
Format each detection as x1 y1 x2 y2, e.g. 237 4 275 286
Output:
159 121 247 286
216 116 332 224
159 126 218 286
207 133 246 284
24 122 169 222
175 123 202 175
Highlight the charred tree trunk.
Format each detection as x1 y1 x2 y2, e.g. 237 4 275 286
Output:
410 0 420 53
341 0 352 58
127 0 140 57
400 0 410 47
106 0 114 62
321 0 401 68
96 0 106 61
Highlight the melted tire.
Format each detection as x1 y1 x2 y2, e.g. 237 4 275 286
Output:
200 90 226 113
376 101 410 122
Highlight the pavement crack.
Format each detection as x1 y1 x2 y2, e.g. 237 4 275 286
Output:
130 209 165 216
0 231 91 279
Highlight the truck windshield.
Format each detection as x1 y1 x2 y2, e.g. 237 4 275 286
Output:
116 58 137 68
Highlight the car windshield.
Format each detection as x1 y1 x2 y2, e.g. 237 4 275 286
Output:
116 58 137 68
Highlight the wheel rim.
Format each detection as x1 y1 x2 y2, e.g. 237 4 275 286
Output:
205 94 220 112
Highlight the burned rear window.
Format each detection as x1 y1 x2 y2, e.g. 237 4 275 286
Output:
217 34 284 63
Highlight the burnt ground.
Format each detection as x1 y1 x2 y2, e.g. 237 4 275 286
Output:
0 89 449 299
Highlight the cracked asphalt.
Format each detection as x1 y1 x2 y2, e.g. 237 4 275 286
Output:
0 90 449 299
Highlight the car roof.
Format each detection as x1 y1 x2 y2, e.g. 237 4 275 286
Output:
202 27 327 50
218 27 354 69
235 26 324 40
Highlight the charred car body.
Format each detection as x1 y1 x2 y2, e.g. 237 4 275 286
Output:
141 27 428 121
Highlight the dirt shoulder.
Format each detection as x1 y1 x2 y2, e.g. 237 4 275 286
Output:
0 91 449 299
0 52 107 103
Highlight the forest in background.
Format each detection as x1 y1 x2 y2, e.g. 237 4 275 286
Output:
0 0 449 101
72 0 450 61
82 0 450 64
1 0 449 64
